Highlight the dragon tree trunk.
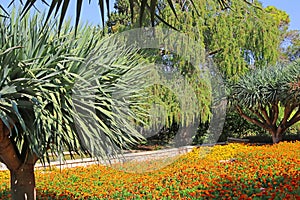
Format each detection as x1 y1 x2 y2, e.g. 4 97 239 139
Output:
0 120 37 200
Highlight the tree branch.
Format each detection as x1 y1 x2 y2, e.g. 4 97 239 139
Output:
0 120 10 143
279 104 293 128
276 104 296 134
271 102 279 126
236 105 270 131
21 139 39 165
260 106 272 126
287 107 300 128
249 107 266 123
243 0 263 10
207 48 224 56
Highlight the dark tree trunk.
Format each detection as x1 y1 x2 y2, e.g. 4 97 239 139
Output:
271 130 283 144
10 164 36 200
1 120 37 200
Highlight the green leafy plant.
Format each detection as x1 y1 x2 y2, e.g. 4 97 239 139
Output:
230 60 300 143
0 8 147 199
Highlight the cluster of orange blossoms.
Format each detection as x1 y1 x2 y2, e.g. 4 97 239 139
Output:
0 141 299 199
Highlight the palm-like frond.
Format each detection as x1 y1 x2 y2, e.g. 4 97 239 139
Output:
0 8 147 163
230 61 300 108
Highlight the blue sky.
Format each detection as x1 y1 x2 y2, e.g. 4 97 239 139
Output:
0 1 299 30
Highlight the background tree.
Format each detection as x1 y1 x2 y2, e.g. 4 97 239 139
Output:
265 6 300 62
0 9 147 199
230 60 300 143
284 30 300 61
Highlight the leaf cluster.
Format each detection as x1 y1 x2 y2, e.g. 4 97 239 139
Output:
0 8 147 162
230 61 300 109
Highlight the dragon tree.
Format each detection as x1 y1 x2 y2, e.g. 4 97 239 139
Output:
230 61 300 143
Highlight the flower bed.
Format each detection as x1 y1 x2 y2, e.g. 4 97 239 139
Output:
1 142 300 199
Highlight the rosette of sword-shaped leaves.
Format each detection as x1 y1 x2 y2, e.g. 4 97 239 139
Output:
0 8 147 164
230 61 300 108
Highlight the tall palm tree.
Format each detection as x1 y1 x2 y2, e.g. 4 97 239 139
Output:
0 8 146 199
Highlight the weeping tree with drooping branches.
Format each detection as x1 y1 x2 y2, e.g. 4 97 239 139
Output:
105 0 283 144
0 9 148 199
230 60 300 143
160 0 281 80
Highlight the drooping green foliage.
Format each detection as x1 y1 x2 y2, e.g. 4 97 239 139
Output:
109 0 282 80
106 1 296 145
136 46 211 128
106 0 283 143
161 0 280 80
0 8 147 162
106 2 213 138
